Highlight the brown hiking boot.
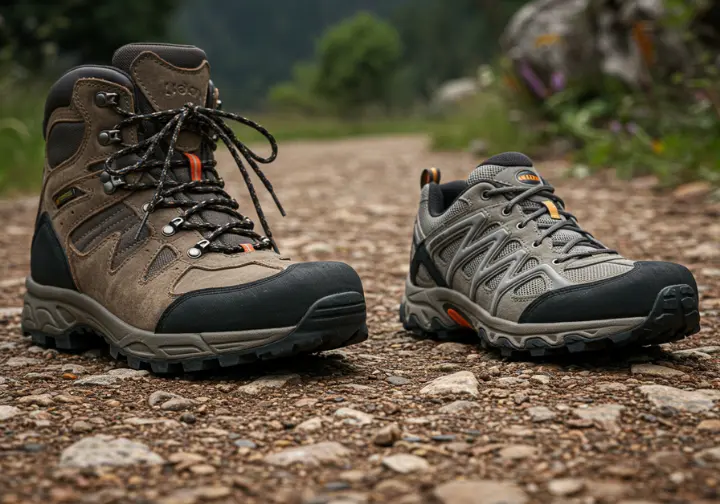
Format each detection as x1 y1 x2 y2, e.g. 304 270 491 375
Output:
22 43 367 373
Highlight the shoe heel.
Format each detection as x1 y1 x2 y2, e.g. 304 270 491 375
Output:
21 284 100 351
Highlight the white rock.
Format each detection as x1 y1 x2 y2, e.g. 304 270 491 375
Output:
694 446 720 463
335 407 374 426
75 368 148 387
148 390 181 406
0 405 21 421
264 441 350 467
631 363 686 377
498 444 538 461
434 480 529 504
17 394 54 406
639 385 720 412
439 400 478 414
548 478 585 497
496 377 528 388
59 435 164 468
3 357 41 368
528 406 556 423
574 404 625 424
420 371 479 398
382 453 430 474
530 374 551 385
238 374 300 395
296 417 324 432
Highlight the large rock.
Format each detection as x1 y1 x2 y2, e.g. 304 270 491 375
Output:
59 435 164 468
639 385 720 412
433 480 528 504
264 442 350 467
502 0 687 91
420 371 479 398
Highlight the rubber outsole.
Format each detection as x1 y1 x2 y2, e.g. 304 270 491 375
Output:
24 292 368 374
400 284 700 357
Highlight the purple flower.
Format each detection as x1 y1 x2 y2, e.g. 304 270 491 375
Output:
626 122 639 135
551 71 566 92
609 120 622 134
518 61 548 98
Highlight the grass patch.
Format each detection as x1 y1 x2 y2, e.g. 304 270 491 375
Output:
0 80 46 195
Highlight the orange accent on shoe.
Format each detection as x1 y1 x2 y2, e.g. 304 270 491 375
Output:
542 200 561 220
420 167 442 188
447 308 473 329
240 244 255 253
184 153 202 181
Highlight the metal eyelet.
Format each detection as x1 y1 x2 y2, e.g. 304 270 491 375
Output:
552 259 562 265
501 207 512 216
187 239 210 259
98 129 122 146
99 171 126 194
516 222 526 230
94 92 119 107
481 191 491 200
162 217 185 237
531 241 541 248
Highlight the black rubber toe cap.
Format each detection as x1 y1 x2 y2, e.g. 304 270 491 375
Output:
519 261 697 324
156 261 364 333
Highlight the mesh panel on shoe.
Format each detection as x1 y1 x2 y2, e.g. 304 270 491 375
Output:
562 262 632 283
519 257 539 273
494 240 521 261
439 237 463 262
485 266 509 290
462 247 490 277
474 223 501 242
514 276 548 297
438 199 470 224
145 246 178 281
468 164 506 185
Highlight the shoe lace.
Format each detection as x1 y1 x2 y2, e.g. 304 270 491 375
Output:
101 103 285 255
484 183 617 262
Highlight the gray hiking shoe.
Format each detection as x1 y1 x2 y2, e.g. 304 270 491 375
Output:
400 153 700 356
22 43 367 373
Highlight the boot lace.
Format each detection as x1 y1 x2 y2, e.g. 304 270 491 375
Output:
101 103 284 255
485 183 617 262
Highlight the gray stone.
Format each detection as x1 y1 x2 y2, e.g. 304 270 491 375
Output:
434 480 528 504
160 397 195 412
528 406 556 423
264 441 351 467
238 374 300 395
530 374 551 385
148 390 180 407
631 363 686 377
382 454 430 474
386 376 410 386
420 371 479 398
17 394 54 406
439 400 478 414
75 368 148 387
59 435 164 468
574 404 625 424
373 423 401 447
639 385 720 413
3 357 41 368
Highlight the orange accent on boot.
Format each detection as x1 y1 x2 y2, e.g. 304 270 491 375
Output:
447 308 473 329
240 244 255 253
184 153 202 181
542 200 561 220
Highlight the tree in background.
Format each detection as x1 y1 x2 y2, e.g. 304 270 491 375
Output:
314 13 402 115
0 0 179 69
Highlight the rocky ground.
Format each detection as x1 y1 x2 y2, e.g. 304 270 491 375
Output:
1 136 719 504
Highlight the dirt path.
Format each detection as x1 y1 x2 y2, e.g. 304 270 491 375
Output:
1 136 719 504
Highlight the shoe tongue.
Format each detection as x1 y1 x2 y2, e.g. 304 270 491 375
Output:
113 44 254 249
467 152 544 188
112 43 210 152
468 152 601 256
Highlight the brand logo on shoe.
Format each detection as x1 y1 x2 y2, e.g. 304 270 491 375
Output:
164 81 202 100
515 170 541 185
53 187 84 208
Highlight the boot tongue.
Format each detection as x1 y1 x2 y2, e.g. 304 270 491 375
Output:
468 152 601 256
112 43 210 152
112 44 254 249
